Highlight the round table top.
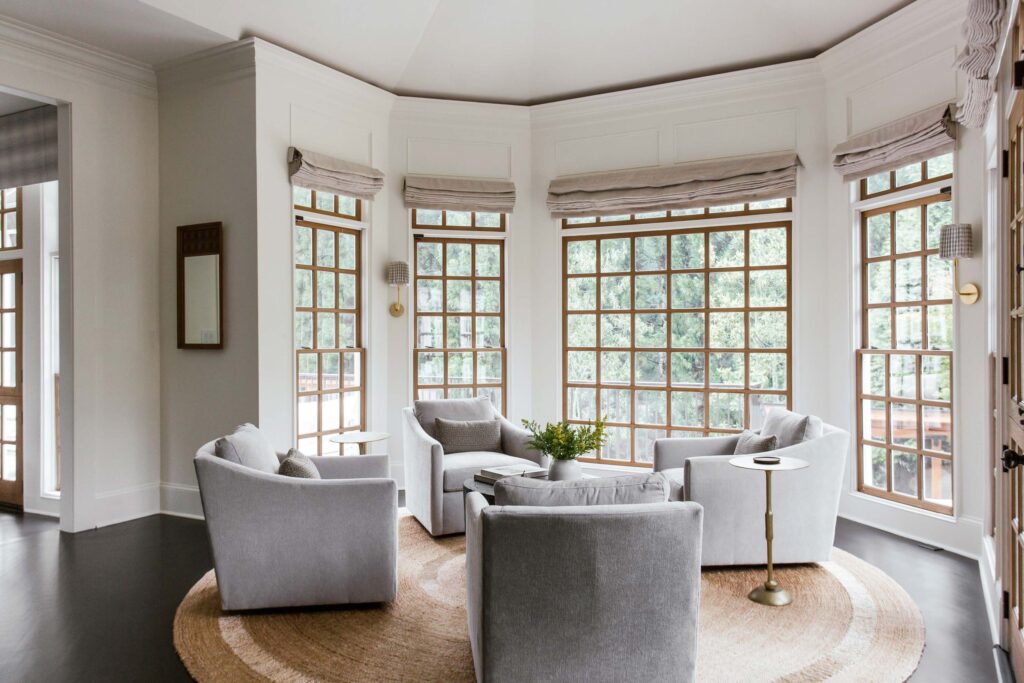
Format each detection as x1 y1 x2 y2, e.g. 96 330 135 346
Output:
729 455 809 472
328 431 390 445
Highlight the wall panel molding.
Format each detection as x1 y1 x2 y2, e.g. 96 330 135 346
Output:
406 137 512 178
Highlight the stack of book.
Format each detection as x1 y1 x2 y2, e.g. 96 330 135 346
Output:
473 465 547 484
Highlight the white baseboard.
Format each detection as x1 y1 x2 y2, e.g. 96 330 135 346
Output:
979 535 1001 646
837 508 982 559
21 506 59 518
160 482 204 519
84 482 161 530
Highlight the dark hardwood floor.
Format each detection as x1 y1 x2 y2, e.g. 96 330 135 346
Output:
0 512 1001 682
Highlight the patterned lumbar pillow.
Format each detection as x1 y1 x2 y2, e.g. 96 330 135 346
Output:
278 449 321 479
734 430 778 455
434 417 502 454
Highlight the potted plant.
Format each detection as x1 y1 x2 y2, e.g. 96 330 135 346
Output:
521 417 607 481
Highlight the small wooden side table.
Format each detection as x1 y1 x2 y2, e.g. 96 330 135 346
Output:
729 455 809 607
328 431 390 455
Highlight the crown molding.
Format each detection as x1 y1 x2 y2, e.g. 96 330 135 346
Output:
0 13 156 98
391 96 531 130
251 38 396 115
816 0 966 81
530 60 825 130
156 38 255 91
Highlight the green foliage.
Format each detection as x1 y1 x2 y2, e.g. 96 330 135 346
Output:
522 417 608 461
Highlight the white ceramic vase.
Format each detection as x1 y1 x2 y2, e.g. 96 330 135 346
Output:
548 458 582 481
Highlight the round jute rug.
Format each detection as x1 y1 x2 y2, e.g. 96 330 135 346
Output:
175 516 925 682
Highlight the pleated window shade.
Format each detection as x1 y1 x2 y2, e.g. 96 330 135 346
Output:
287 147 385 200
545 152 800 219
0 105 58 190
831 103 957 182
403 175 516 213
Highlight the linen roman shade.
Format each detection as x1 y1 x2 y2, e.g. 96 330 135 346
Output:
952 0 1005 128
287 147 384 200
0 105 58 190
545 152 800 219
403 175 516 213
831 103 956 182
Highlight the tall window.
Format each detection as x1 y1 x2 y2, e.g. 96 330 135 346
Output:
413 236 506 412
293 212 364 455
412 209 506 232
293 186 360 221
856 167 954 514
563 219 792 466
0 188 20 251
561 198 791 229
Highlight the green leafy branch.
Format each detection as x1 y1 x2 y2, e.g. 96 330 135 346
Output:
521 417 608 461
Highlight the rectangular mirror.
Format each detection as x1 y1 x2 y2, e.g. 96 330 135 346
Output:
177 222 223 349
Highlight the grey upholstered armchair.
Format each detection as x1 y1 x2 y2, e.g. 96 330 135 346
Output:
402 396 543 536
465 493 703 682
195 440 397 611
653 412 849 566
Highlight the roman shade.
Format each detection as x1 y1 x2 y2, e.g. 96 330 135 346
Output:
287 147 384 200
403 175 516 213
0 105 58 190
952 0 1005 128
545 152 800 219
831 103 956 182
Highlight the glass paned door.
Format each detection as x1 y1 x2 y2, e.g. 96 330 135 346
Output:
0 259 22 509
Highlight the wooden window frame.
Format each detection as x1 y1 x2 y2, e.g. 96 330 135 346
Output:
294 219 365 455
411 209 507 233
858 156 953 201
559 198 791 230
293 187 362 222
412 235 507 414
0 188 22 253
855 191 954 515
562 221 793 467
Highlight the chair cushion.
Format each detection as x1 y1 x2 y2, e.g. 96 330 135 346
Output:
442 451 537 491
761 409 823 448
214 423 280 473
494 473 669 507
435 417 501 454
278 449 321 479
661 467 685 501
414 396 494 438
734 430 778 455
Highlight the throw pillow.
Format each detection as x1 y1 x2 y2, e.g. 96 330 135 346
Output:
214 423 280 473
414 396 494 438
435 417 502 454
278 449 321 479
733 430 778 455
760 409 823 448
494 473 669 507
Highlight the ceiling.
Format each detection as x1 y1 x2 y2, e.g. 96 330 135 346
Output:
0 0 916 104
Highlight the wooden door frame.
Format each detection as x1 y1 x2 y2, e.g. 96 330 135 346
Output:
0 258 23 509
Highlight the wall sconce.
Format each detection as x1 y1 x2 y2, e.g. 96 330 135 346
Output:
386 261 409 317
939 223 980 305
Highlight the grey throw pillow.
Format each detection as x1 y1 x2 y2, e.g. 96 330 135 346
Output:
760 409 823 448
734 430 778 455
278 449 321 479
214 423 280 473
435 417 502 454
414 396 494 438
494 473 669 507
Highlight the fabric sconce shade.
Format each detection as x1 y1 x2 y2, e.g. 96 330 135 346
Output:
939 223 979 305
386 261 409 316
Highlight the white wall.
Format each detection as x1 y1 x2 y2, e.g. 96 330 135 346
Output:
0 17 161 532
820 0 986 557
156 43 260 518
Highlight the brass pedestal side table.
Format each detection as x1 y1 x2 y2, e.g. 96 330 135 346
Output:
729 455 809 607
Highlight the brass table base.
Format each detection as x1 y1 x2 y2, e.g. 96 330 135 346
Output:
748 582 792 607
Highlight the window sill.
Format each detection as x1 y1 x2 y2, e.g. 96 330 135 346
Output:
580 462 653 475
847 489 956 523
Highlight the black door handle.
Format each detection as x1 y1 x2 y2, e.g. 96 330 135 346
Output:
1004 448 1024 471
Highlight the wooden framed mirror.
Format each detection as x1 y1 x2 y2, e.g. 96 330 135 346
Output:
177 222 223 349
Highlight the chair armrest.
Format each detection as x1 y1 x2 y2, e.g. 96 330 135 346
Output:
402 408 445 533
465 492 488 682
653 435 739 471
497 414 545 466
313 454 390 480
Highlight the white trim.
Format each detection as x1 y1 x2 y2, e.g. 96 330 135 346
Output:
837 506 982 559
0 14 156 97
160 482 203 520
